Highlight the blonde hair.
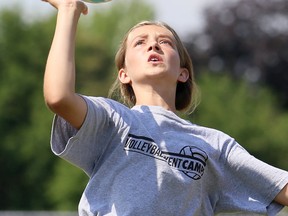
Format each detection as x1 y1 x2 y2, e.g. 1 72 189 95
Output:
109 21 199 112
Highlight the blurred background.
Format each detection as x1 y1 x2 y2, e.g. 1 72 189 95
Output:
0 0 288 214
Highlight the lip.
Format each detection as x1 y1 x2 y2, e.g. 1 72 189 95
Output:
148 53 163 63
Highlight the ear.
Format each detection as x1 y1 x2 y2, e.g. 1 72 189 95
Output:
177 68 189 83
118 68 131 84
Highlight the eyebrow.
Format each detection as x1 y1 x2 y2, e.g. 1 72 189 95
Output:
131 33 175 44
131 34 148 42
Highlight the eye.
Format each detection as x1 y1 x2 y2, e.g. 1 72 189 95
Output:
159 39 173 46
135 40 145 46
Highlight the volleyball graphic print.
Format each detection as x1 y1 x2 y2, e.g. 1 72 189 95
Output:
179 146 208 180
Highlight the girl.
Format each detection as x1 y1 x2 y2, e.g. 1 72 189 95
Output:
42 0 288 215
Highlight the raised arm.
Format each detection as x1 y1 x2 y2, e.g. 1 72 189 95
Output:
43 0 88 129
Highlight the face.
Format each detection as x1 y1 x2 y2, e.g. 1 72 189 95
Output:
119 25 188 87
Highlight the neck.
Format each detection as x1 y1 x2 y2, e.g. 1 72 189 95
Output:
132 83 177 112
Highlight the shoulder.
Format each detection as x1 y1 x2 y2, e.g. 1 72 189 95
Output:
190 123 234 143
82 96 124 107
187 123 240 156
81 96 136 125
82 96 130 112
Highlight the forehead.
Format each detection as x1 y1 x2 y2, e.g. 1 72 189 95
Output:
127 25 175 42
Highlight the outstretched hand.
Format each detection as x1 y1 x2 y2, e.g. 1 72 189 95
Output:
41 0 88 15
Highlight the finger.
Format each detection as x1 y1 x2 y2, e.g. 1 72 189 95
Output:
82 4 89 15
76 1 88 15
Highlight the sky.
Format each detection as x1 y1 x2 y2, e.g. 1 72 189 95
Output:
0 0 231 39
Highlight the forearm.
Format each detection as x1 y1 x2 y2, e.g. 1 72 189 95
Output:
44 5 81 107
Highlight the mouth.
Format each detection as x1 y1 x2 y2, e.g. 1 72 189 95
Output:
148 54 163 63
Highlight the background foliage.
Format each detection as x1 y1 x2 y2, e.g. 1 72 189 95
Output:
0 0 154 210
186 0 288 108
0 0 287 211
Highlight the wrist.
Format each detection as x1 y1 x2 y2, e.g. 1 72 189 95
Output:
57 2 84 17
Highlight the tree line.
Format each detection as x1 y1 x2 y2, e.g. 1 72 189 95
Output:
0 0 287 210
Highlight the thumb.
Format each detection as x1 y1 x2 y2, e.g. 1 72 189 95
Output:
76 1 88 15
82 4 89 15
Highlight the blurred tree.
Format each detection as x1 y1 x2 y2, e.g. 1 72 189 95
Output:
2 0 288 212
189 73 288 170
0 8 55 209
186 0 288 108
0 0 154 211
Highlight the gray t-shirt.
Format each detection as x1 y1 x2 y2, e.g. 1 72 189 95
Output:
51 96 288 216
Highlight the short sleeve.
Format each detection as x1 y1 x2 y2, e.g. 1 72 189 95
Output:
50 96 117 176
216 139 288 215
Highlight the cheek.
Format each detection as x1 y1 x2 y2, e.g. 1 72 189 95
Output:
123 55 137 78
169 52 181 68
125 51 142 70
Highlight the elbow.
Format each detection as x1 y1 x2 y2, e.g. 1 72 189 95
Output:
45 97 62 113
44 93 71 114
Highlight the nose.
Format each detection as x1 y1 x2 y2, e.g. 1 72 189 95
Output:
148 41 161 52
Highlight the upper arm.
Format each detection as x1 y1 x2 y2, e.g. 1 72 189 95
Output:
274 183 288 206
46 93 87 130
